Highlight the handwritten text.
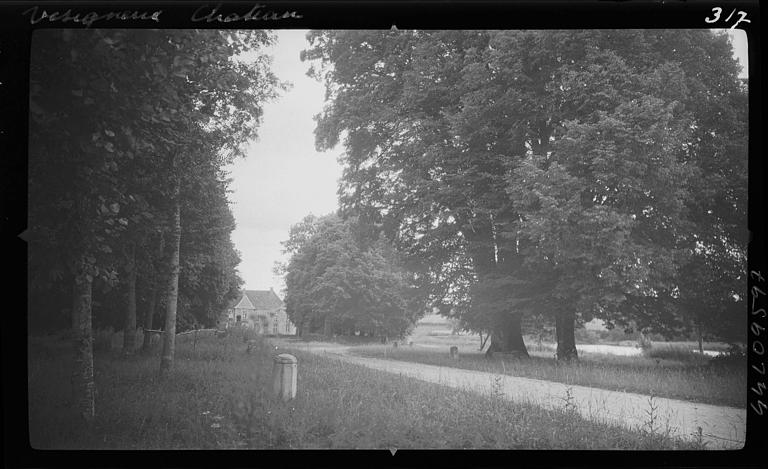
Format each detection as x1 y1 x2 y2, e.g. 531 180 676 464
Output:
191 3 303 23
22 6 162 28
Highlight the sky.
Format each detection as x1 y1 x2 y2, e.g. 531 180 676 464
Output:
226 29 749 296
226 30 341 294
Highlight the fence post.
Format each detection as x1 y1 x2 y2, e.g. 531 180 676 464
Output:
272 354 298 401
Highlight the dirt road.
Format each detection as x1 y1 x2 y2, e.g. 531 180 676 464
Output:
272 339 746 450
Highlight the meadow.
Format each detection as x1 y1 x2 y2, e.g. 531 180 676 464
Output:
28 331 706 450
346 323 746 408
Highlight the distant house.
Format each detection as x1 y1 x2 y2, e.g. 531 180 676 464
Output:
225 288 296 336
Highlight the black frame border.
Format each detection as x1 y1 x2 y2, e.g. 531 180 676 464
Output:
1 1 764 468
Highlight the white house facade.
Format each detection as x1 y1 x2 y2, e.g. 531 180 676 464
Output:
225 288 296 336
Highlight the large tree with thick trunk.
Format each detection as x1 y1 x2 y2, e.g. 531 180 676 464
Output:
304 30 535 356
304 29 747 360
502 30 747 356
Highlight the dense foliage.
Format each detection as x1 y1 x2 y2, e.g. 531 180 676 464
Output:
29 29 280 333
28 29 282 418
282 215 420 338
303 30 747 359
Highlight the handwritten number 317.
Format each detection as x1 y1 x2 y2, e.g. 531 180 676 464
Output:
705 8 750 29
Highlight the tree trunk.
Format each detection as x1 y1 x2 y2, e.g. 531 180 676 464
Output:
72 261 96 423
71 280 79 332
123 243 137 355
143 234 164 352
160 182 181 374
485 314 529 358
323 317 332 338
697 322 704 355
142 287 157 352
555 311 578 361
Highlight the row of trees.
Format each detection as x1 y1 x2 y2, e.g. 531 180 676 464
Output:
279 214 420 338
28 30 282 421
300 30 747 359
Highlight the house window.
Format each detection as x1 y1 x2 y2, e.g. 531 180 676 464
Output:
273 321 278 335
236 315 241 322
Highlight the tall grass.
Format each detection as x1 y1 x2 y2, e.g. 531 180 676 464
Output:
349 345 746 408
641 344 702 362
28 333 703 449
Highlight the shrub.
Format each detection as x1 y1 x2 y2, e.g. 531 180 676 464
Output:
637 333 653 351
642 344 701 363
574 328 601 344
708 344 747 368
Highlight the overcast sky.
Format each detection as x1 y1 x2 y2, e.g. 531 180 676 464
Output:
227 29 341 294
226 29 749 296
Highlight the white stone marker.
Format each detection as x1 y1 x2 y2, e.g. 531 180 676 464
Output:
272 353 298 401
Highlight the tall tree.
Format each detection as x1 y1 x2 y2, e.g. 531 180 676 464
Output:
28 29 283 423
304 30 534 356
283 215 420 338
29 29 139 421
304 29 747 360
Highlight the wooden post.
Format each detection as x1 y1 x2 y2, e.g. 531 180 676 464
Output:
272 354 298 401
450 346 459 360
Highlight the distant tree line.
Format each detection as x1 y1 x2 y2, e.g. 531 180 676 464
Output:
297 30 747 359
278 214 420 339
28 29 282 421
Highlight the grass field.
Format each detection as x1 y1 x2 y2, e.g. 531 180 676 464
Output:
347 323 746 408
28 332 705 449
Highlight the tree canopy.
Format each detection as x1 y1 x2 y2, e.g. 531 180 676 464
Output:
282 214 421 338
28 29 283 418
303 29 747 359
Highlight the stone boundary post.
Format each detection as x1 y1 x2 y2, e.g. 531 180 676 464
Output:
272 353 298 401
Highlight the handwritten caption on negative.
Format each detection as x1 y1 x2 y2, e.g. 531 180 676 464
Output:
750 271 767 416
21 4 303 28
704 7 750 29
22 6 162 28
190 4 303 23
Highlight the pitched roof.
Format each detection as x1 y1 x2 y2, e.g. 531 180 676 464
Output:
242 289 284 310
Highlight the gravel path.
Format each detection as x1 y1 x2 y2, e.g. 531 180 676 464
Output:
273 339 745 449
